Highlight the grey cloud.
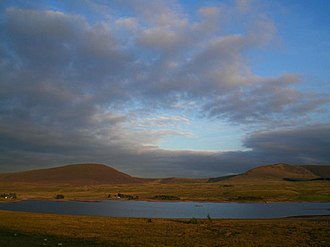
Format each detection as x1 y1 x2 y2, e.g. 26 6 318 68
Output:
197 6 221 32
235 0 254 13
130 124 330 177
5 7 131 98
128 0 186 28
5 8 85 72
1 123 329 177
244 124 330 163
202 74 329 123
0 1 329 176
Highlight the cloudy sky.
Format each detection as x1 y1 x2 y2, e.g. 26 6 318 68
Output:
0 0 329 177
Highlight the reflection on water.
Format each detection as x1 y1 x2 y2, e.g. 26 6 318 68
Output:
0 200 329 219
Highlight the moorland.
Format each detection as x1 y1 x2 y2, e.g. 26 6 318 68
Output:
0 163 329 246
0 163 329 202
0 210 329 247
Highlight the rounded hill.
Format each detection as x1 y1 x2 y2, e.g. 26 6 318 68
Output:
231 163 320 181
0 163 145 185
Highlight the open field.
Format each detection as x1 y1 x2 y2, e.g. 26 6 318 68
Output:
1 163 329 203
1 179 329 203
0 210 329 246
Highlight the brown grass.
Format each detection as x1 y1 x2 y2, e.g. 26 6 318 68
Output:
0 210 329 246
0 178 329 202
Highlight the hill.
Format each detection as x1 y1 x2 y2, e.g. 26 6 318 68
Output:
0 163 146 185
239 163 318 180
302 165 330 179
1 163 329 186
209 163 330 182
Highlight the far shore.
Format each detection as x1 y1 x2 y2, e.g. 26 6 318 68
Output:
2 196 329 204
1 176 329 205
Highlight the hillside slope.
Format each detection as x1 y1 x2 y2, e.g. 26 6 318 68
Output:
209 163 330 182
0 163 145 185
240 163 318 180
230 163 330 182
302 165 330 179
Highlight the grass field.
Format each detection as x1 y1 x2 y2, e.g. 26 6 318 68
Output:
0 178 329 246
1 179 329 202
0 210 329 246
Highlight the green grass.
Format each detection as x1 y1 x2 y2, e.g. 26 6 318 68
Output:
294 194 330 202
149 195 180 200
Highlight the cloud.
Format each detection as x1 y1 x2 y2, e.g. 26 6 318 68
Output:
1 122 329 177
244 124 330 163
0 1 329 176
136 124 330 177
5 2 329 122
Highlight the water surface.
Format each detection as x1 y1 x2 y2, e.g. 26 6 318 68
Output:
0 200 329 219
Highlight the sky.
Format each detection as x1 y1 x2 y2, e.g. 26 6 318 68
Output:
0 0 329 177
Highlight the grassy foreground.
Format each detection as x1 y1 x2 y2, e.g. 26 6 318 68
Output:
0 210 329 247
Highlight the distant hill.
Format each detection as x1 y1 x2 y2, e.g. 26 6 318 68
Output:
239 163 319 180
302 165 330 179
208 163 330 182
1 163 329 185
0 163 146 185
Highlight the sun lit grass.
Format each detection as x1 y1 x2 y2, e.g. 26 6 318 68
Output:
0 210 329 247
0 179 329 203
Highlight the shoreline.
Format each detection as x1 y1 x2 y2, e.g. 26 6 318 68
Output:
0 208 329 220
1 197 330 204
0 208 329 219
